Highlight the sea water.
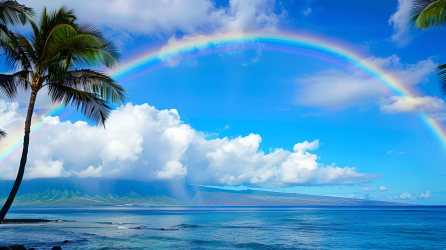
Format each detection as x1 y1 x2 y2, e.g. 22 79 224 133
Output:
0 206 445 249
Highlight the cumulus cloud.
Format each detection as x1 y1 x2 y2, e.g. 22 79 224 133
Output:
157 161 188 179
25 160 71 179
345 193 374 200
389 0 412 46
380 186 388 191
21 0 285 36
0 102 379 187
295 55 437 109
0 100 23 129
389 190 431 200
293 139 320 152
379 95 446 115
76 166 103 178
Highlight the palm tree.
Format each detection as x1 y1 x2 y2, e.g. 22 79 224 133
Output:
410 0 446 95
0 1 33 145
0 6 127 223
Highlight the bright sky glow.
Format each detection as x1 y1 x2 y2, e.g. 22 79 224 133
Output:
0 0 445 205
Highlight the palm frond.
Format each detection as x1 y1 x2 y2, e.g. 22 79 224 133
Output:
410 0 446 29
77 22 121 68
30 6 76 63
14 32 37 63
0 30 33 71
437 63 446 96
47 83 111 127
46 69 127 104
39 6 76 37
0 129 5 140
0 0 34 27
0 70 29 98
41 23 120 70
0 73 17 97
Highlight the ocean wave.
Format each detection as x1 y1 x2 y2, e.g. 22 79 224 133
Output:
178 223 201 228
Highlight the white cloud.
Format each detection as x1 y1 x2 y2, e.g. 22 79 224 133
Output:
157 161 188 179
77 166 103 178
366 55 436 87
362 187 376 192
428 112 446 120
389 190 432 200
25 159 71 179
296 69 383 108
220 0 285 33
380 95 446 114
295 55 437 109
293 139 319 152
389 0 412 46
347 188 431 202
342 193 376 200
303 7 312 16
43 116 61 126
21 0 285 36
0 100 23 129
0 102 379 186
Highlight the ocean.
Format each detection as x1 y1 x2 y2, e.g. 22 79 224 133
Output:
0 206 445 249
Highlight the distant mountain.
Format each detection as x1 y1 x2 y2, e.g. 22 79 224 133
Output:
0 189 187 206
191 189 404 206
0 178 413 207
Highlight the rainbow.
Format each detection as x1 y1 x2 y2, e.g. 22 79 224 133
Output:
1 31 445 172
112 31 446 148
0 106 69 171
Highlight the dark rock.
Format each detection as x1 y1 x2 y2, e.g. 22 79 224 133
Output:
52 247 62 250
0 247 7 250
161 228 165 230
28 248 35 250
63 240 69 243
2 219 60 224
8 245 26 250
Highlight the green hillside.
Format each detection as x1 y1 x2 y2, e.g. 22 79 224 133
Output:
0 187 412 207
0 189 188 206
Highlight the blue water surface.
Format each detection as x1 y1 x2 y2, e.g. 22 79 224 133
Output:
0 206 445 249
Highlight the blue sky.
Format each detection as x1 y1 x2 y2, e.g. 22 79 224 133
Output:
1 0 445 205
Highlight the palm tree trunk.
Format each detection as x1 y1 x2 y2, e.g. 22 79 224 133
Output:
0 91 37 223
